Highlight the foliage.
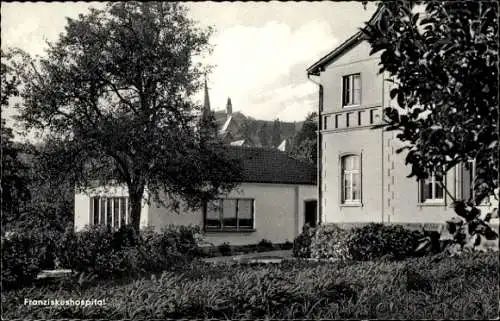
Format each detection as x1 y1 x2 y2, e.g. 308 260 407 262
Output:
1 231 43 290
271 118 282 148
0 119 31 228
2 252 498 319
218 242 232 256
257 238 274 252
59 224 201 278
363 1 498 206
258 123 270 147
311 224 352 261
294 223 425 261
291 112 318 164
11 2 242 231
293 225 314 258
347 223 424 261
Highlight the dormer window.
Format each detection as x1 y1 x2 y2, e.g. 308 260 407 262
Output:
342 73 361 107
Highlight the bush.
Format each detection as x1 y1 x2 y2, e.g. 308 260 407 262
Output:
1 231 43 290
257 239 274 252
218 242 232 256
293 227 313 258
347 224 424 261
60 224 202 278
311 225 352 261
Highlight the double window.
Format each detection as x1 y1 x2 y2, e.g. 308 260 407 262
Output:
419 173 445 203
341 155 361 204
90 196 130 228
205 198 255 231
342 73 361 107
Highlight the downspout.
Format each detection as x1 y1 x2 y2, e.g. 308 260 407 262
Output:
381 72 385 224
307 73 323 225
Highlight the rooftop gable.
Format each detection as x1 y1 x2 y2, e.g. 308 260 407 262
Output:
307 7 382 76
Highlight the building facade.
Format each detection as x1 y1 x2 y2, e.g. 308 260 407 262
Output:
307 19 497 228
74 147 317 245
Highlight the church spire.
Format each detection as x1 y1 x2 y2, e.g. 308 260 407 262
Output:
202 73 211 120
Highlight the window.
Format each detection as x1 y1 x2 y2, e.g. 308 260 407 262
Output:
341 155 361 204
323 116 328 130
464 159 477 204
90 196 129 228
419 173 444 203
342 73 361 107
205 198 255 231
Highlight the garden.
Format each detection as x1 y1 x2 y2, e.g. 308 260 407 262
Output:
1 222 498 319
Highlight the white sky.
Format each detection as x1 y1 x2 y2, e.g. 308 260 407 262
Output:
1 1 376 123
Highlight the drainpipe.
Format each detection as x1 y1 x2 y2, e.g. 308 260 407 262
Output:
307 73 323 225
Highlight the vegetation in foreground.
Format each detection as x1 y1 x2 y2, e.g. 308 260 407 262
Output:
2 252 498 319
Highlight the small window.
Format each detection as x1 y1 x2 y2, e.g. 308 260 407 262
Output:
90 196 129 228
419 173 445 203
341 155 361 204
335 114 340 128
205 198 255 231
323 116 328 130
342 73 361 107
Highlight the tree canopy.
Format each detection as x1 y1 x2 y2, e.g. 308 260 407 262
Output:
11 2 242 231
291 112 318 165
363 1 498 207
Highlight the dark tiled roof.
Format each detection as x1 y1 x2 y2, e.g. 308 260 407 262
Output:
227 146 317 185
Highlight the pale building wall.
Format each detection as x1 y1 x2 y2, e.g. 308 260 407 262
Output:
148 183 316 246
317 38 495 227
74 184 149 231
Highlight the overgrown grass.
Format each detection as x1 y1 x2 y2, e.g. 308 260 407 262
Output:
2 252 498 319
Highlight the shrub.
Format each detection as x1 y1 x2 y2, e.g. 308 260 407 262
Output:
218 242 232 256
1 231 43 290
257 239 274 252
293 227 313 258
61 224 202 278
347 223 424 261
310 224 352 261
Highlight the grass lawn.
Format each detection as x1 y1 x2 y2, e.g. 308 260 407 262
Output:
2 252 498 319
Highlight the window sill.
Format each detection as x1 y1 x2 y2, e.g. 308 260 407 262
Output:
418 201 446 207
342 104 361 109
204 229 256 233
340 202 363 207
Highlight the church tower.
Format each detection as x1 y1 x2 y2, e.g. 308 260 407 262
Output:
202 74 211 121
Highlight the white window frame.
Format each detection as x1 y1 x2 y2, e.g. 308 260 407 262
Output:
205 198 255 232
342 73 361 107
90 196 129 228
467 158 476 205
419 172 445 204
341 154 362 205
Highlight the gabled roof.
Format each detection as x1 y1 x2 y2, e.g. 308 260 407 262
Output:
306 6 383 76
228 146 317 185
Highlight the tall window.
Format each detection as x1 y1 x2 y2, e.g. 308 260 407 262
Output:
90 196 129 228
342 73 361 107
419 173 444 203
341 155 361 204
205 198 255 231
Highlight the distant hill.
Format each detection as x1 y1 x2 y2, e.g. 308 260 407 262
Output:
213 109 303 151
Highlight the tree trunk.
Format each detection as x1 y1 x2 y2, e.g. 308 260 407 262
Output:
128 183 145 232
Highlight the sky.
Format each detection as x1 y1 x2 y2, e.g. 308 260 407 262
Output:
1 1 377 124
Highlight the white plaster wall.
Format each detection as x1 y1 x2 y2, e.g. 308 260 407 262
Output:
73 185 149 231
148 183 317 246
